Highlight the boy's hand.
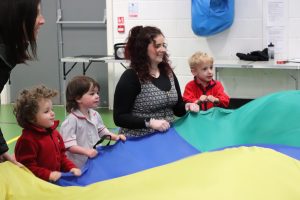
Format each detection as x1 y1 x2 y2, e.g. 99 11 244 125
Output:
199 95 208 103
86 149 98 158
70 168 81 176
49 171 62 182
207 95 219 104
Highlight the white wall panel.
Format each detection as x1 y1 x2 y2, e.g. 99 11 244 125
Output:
289 19 300 38
235 0 262 18
289 39 300 58
107 0 300 106
230 19 262 38
290 0 300 17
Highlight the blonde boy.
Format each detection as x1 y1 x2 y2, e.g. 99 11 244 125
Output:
183 51 229 111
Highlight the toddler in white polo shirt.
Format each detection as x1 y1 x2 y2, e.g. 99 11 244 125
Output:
60 76 126 168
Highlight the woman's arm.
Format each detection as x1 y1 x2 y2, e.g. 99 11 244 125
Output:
1 152 23 167
0 129 9 155
172 73 187 117
0 60 11 93
113 69 146 128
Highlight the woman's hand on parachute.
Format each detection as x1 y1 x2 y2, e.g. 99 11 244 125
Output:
149 119 171 132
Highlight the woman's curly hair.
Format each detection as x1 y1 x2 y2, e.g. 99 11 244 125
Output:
13 85 57 128
125 26 173 82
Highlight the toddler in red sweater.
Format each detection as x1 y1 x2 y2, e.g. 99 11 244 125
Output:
183 51 230 111
14 85 81 182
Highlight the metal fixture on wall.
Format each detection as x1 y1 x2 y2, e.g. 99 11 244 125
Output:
55 0 107 103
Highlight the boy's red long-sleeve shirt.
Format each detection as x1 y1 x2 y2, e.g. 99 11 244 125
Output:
183 79 230 111
15 120 76 181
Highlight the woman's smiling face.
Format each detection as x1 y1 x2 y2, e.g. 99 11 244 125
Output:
147 34 167 66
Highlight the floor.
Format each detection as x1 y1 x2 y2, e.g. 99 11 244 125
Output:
0 104 115 154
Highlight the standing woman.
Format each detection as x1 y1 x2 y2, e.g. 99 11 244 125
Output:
113 26 199 137
0 0 45 165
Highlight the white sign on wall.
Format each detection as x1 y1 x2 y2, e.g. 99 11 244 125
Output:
128 2 139 17
264 0 288 60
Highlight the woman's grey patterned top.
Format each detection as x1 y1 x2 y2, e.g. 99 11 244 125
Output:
120 76 178 137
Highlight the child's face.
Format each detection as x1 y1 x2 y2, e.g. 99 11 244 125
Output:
77 85 100 110
192 61 214 84
35 98 55 129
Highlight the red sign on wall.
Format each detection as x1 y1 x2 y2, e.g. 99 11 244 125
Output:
117 25 125 33
117 17 125 33
118 17 124 24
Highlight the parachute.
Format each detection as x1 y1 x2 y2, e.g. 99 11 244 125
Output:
1 90 300 199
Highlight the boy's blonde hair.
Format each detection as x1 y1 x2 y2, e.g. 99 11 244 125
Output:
188 51 214 70
13 85 58 128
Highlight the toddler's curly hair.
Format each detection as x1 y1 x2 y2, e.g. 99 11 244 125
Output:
13 85 57 128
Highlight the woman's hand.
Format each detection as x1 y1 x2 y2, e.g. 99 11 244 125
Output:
70 168 81 176
1 152 24 167
149 119 170 132
185 103 200 112
9 158 24 168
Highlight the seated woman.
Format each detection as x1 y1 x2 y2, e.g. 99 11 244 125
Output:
113 26 199 137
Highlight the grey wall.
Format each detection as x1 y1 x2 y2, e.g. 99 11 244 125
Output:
10 0 108 106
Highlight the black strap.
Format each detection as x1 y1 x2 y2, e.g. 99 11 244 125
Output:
197 101 218 111
197 101 203 111
93 135 112 149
